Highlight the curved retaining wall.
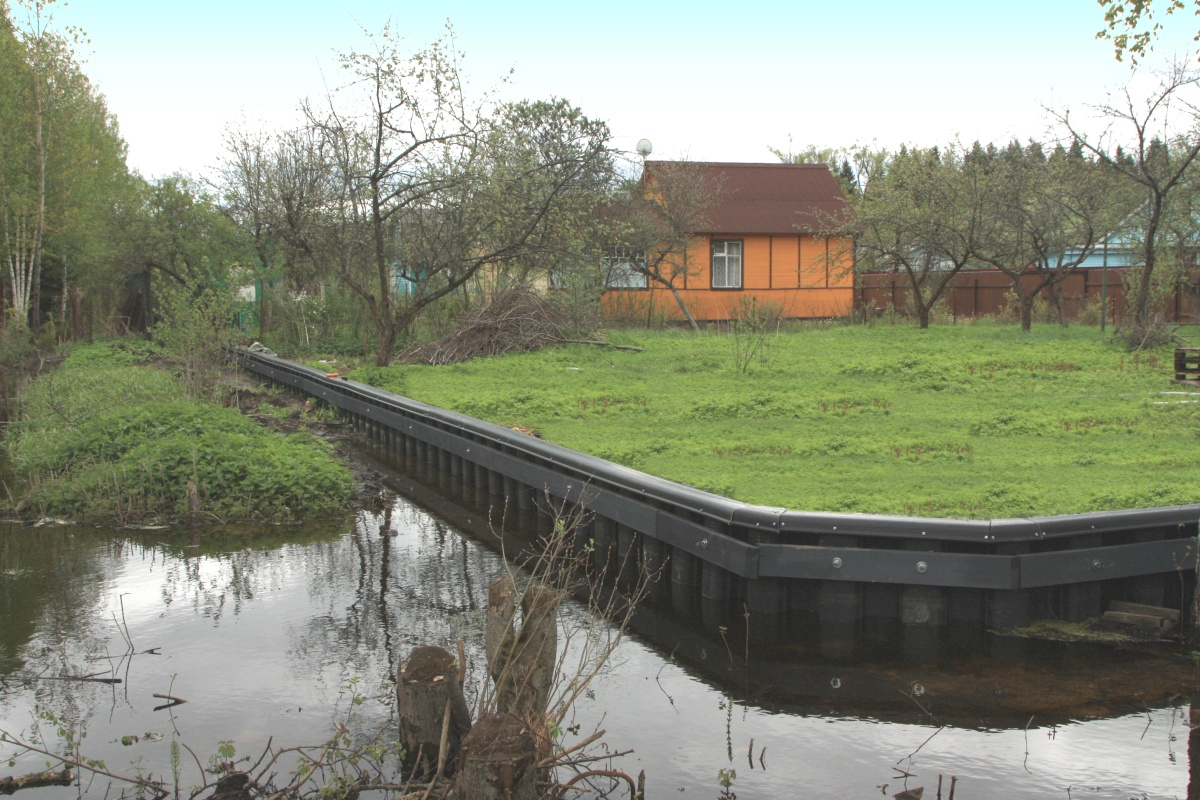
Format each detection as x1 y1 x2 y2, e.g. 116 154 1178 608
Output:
232 348 1199 648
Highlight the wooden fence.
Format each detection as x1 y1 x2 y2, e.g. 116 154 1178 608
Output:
856 268 1200 325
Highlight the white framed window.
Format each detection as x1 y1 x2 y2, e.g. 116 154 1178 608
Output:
711 239 743 289
605 247 647 289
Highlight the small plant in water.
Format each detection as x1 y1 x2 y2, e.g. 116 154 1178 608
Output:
717 766 737 800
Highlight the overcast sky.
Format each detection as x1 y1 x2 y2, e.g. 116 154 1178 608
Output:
21 0 1200 180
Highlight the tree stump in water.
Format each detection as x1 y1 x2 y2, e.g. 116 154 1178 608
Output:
450 714 537 800
396 645 471 777
485 576 558 725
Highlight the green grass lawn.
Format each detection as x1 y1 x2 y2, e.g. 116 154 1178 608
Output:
348 323 1200 519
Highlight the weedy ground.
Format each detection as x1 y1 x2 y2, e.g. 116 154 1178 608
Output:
348 322 1200 519
4 341 354 522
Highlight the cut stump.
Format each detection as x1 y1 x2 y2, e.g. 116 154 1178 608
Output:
451 714 537 800
396 645 471 776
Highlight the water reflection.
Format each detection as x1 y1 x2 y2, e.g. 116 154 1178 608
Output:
0 491 1196 799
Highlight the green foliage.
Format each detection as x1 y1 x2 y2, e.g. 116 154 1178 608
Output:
1096 0 1194 63
14 340 179 442
0 2 132 332
352 324 1196 518
22 411 352 521
152 277 245 399
16 401 260 472
346 365 408 396
8 340 352 522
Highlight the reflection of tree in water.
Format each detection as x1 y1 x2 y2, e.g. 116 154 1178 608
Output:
0 528 131 762
287 503 505 702
0 528 120 680
148 521 350 624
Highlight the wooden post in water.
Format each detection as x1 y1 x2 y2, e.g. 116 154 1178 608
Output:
415 440 429 479
449 453 464 497
616 524 638 592
404 434 418 472
744 524 787 645
987 542 1030 628
515 483 537 534
460 454 474 498
862 584 899 653
1127 528 1167 607
474 463 490 509
452 575 560 800
946 587 986 652
534 494 555 540
900 542 946 664
988 541 1031 662
487 472 506 527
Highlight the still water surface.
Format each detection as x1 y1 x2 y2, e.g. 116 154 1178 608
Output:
0 488 1195 799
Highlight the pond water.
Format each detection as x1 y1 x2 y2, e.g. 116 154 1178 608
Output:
1 477 1197 799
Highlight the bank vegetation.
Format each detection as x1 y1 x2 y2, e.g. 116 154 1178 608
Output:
2 340 353 523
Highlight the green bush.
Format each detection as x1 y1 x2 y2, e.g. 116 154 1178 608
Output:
27 425 352 520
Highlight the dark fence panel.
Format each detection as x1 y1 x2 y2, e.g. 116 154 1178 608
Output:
856 268 1200 324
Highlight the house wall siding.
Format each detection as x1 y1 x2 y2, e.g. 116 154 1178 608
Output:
773 236 800 288
743 236 772 289
602 232 855 322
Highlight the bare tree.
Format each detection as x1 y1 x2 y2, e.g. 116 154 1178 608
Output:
241 24 616 365
851 145 982 329
1054 63 1200 343
971 140 1119 331
613 160 721 332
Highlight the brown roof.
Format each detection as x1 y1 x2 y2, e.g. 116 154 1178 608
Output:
643 161 849 235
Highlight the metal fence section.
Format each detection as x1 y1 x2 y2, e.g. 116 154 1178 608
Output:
231 347 1199 644
857 268 1200 325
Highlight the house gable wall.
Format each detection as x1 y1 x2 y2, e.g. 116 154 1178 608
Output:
605 231 854 322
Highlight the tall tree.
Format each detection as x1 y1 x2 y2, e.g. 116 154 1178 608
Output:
299 23 486 365
113 175 248 292
1 0 128 334
217 124 281 342
240 24 615 365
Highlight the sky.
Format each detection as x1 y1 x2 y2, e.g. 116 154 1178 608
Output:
21 0 1200 181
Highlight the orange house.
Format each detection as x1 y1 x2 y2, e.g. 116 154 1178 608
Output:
603 161 855 322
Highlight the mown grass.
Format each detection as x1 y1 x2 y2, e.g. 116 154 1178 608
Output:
349 323 1200 518
6 341 353 522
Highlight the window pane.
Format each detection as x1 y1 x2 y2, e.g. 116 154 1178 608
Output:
605 248 647 289
712 240 741 288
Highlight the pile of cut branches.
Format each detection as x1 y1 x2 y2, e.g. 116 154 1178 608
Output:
402 289 639 366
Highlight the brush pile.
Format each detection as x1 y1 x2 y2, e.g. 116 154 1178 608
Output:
402 289 587 366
